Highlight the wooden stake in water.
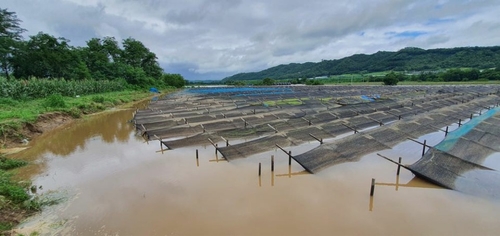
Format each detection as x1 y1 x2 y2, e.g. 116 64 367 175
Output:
196 149 199 167
221 136 229 147
445 126 449 137
160 138 164 154
370 178 375 196
397 157 402 175
271 155 274 172
259 162 262 176
288 151 292 166
422 140 427 157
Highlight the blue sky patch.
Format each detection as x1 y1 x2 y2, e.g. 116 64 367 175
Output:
386 31 428 38
425 18 455 26
395 31 427 38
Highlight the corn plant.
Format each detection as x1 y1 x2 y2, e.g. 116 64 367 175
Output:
0 77 127 100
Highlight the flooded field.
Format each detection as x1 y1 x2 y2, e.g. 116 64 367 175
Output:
11 86 500 235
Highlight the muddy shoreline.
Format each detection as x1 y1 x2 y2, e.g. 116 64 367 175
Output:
0 94 159 235
0 94 158 154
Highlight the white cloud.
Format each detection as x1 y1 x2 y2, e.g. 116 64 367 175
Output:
3 0 500 80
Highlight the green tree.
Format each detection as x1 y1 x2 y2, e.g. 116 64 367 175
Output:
262 77 274 85
162 73 186 88
11 32 83 79
0 8 26 80
122 38 163 79
81 37 120 80
383 72 399 85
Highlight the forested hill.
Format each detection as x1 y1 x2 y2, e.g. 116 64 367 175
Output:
222 46 500 81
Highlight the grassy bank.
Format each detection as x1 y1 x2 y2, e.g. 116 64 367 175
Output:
0 89 173 148
0 155 32 232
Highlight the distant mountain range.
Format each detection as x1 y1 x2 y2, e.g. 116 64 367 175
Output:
222 46 500 81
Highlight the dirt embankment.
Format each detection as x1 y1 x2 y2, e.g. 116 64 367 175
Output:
1 113 74 153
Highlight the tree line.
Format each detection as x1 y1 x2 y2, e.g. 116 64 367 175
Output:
0 8 185 89
223 46 500 82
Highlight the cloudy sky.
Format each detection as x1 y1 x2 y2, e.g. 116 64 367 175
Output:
3 0 500 80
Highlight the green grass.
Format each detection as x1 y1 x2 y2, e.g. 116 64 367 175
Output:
0 157 28 170
0 155 31 232
0 157 30 204
0 158 71 233
0 222 13 232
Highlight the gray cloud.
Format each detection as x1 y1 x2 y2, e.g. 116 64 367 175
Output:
3 0 500 80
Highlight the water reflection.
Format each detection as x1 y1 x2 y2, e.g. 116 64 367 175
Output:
369 196 374 212
12 108 141 181
376 176 441 190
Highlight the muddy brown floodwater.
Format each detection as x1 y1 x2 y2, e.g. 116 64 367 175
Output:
10 105 500 235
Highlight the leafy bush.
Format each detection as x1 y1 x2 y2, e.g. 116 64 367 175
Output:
383 72 400 85
67 107 82 118
43 94 67 108
262 78 275 85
